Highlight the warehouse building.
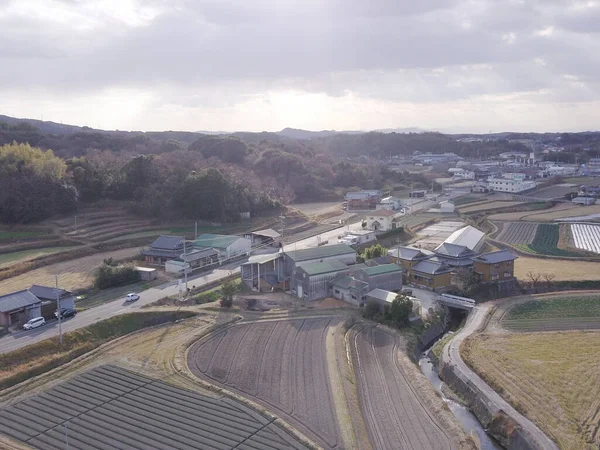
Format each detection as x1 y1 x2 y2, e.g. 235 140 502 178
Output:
240 253 285 292
350 264 403 293
194 234 251 261
292 260 350 301
442 225 485 252
330 276 369 306
283 244 357 277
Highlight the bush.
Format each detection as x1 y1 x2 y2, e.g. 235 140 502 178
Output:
387 293 413 327
94 263 140 290
220 280 237 308
363 301 380 320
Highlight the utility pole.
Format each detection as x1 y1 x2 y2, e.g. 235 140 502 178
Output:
63 422 70 450
279 215 285 251
183 239 188 296
194 221 198 239
55 275 62 346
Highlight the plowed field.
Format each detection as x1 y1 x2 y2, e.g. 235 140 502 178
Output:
188 318 342 449
495 222 538 244
352 326 452 450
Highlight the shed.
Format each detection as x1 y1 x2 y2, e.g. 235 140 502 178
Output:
0 290 41 327
440 201 456 213
29 284 76 318
330 276 369 306
194 234 251 260
247 229 281 247
240 253 285 292
136 267 157 281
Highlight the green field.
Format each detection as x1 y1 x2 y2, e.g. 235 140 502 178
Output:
0 246 79 267
521 224 581 257
453 196 484 206
507 296 600 320
0 231 47 241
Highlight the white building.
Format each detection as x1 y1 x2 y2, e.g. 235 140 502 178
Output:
338 230 377 245
365 210 403 232
443 225 485 252
440 201 456 213
193 234 251 261
487 173 536 193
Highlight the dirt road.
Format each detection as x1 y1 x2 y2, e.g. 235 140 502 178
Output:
188 317 343 449
351 325 454 450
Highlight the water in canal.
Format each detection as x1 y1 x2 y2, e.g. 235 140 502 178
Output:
419 352 503 450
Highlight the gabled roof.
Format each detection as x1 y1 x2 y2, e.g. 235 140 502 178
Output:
0 290 41 313
434 242 475 258
366 289 397 303
149 235 184 250
182 248 219 263
298 260 349 276
388 246 432 261
363 256 393 266
428 255 474 267
194 234 246 250
358 264 403 276
370 209 396 217
252 228 281 239
473 250 518 264
443 226 485 251
411 260 453 275
285 244 356 262
243 253 283 265
29 285 71 300
330 276 368 290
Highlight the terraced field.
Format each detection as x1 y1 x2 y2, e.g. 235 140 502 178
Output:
351 325 453 450
495 222 538 244
457 201 522 214
501 296 600 332
188 318 342 449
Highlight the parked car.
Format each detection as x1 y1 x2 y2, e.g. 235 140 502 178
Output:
125 293 140 302
23 317 45 330
55 308 76 320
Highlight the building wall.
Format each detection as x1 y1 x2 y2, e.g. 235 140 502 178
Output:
293 269 350 301
365 214 393 231
225 238 252 259
474 260 515 282
352 270 402 293
409 271 452 290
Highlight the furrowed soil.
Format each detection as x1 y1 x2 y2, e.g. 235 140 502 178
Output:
457 201 523 214
514 257 600 281
350 324 464 450
495 222 538 244
0 247 141 295
461 292 600 449
188 317 343 449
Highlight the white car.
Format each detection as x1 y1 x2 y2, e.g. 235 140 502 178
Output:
23 317 45 330
125 293 140 302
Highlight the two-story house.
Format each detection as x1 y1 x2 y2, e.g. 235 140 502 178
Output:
472 250 517 283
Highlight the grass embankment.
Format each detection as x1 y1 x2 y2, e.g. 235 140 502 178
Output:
0 311 196 390
430 332 457 360
0 231 47 241
502 296 600 331
462 332 600 449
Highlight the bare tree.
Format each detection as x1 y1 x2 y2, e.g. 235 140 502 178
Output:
526 271 542 288
542 273 555 285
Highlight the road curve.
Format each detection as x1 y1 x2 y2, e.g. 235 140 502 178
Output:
442 305 559 450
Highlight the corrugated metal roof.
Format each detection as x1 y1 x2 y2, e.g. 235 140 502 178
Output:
0 290 41 313
285 244 356 262
366 288 397 303
252 228 281 238
298 260 349 276
411 260 452 275
434 242 475 258
360 264 402 276
29 284 70 300
388 246 430 261
244 253 282 265
474 250 517 264
443 226 485 251
330 276 368 289
194 233 245 250
182 248 218 262
149 235 184 250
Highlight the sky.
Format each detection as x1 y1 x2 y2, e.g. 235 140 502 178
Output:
1 0 599 133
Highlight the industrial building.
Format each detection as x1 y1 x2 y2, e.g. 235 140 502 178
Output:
442 225 486 252
292 260 350 301
487 173 536 193
194 234 251 260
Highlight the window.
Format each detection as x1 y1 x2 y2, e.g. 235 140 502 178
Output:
503 272 512 278
494 264 500 269
491 273 499 281
351 295 357 300
334 289 340 294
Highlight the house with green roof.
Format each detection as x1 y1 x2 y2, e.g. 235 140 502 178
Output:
292 260 351 301
194 233 251 260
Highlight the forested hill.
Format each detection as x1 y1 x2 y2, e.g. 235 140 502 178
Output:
1 115 599 224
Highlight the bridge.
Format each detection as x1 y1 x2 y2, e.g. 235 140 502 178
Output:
437 293 476 310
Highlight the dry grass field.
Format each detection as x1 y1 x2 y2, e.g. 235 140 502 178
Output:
457 201 523 214
514 257 600 281
0 247 141 295
462 332 600 449
490 204 600 222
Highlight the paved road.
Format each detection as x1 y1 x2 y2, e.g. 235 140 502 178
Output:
443 305 559 450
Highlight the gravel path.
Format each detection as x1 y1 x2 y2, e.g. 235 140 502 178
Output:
188 318 343 449
351 325 453 450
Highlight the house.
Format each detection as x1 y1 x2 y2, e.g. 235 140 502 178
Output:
473 250 517 284
240 253 285 292
407 260 453 291
194 234 251 260
330 276 369 306
292 260 350 301
388 246 433 279
350 264 403 293
345 191 381 210
247 229 281 247
366 289 421 316
443 226 485 252
487 173 536 193
283 244 357 278
164 248 219 274
365 209 401 232
29 284 76 319
142 235 194 266
0 290 41 327
432 243 477 269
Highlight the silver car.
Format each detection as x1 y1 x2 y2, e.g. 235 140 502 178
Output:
23 317 45 330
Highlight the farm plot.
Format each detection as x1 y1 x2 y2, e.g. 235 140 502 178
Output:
501 296 600 331
188 318 342 450
524 204 600 222
530 184 578 199
495 222 538 244
0 365 310 450
351 326 453 450
0 247 141 295
519 223 581 257
515 257 600 281
462 332 600 449
571 224 600 254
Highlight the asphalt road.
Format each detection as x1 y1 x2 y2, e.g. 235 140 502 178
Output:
443 305 559 450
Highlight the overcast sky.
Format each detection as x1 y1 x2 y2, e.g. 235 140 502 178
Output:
1 0 599 133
